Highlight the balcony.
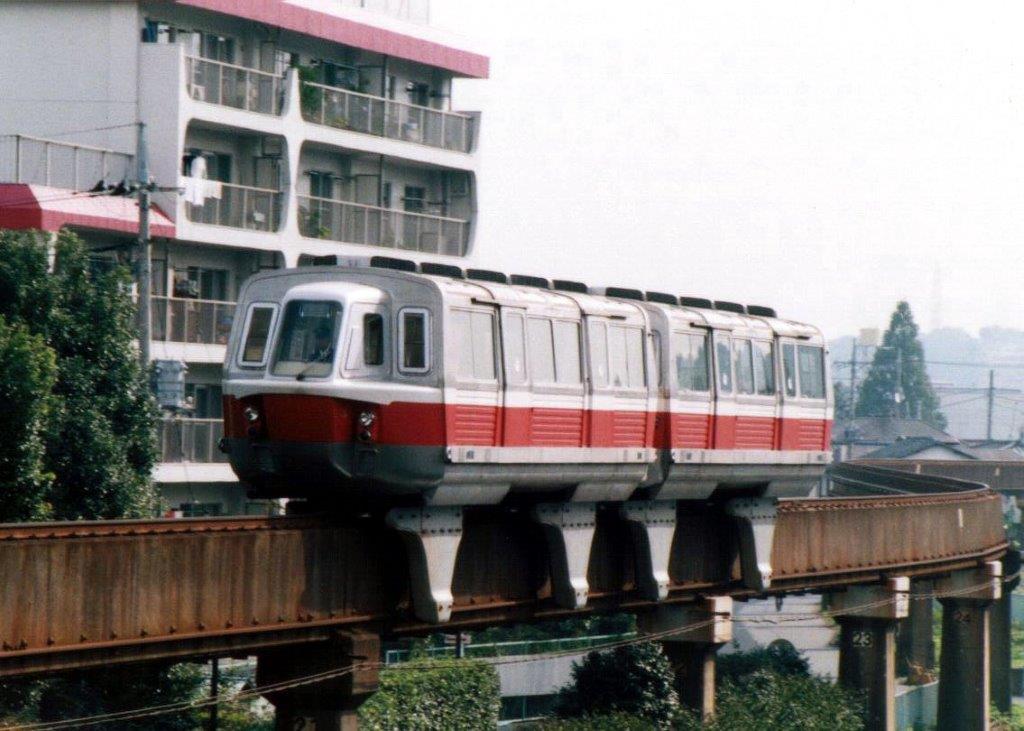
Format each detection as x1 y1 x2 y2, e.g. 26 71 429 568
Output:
186 56 285 116
301 82 474 153
185 182 283 233
0 134 133 188
158 418 226 464
298 195 468 255
151 296 236 346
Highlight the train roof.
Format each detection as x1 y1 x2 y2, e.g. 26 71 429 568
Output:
241 264 823 340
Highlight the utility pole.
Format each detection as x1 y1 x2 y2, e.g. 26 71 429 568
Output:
849 341 858 419
987 369 995 441
894 348 903 419
136 122 152 370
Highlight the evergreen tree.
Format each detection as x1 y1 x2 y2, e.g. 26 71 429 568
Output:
0 316 56 522
855 301 946 429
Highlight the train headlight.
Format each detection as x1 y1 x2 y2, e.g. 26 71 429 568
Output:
243 406 261 424
358 411 376 428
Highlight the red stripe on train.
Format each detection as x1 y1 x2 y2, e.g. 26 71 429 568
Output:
224 396 831 451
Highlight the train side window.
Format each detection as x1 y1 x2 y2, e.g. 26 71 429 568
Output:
798 345 825 398
503 312 527 385
715 336 733 394
528 318 555 384
782 343 797 396
399 308 430 374
363 314 384 366
238 303 277 367
673 332 709 392
587 321 609 387
733 339 755 394
609 325 645 389
753 340 775 395
553 320 582 384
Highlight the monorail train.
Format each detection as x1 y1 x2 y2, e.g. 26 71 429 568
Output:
221 257 832 507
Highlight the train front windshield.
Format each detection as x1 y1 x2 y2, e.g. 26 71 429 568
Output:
271 300 342 378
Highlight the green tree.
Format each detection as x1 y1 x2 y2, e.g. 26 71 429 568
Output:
855 301 946 429
717 643 810 682
555 642 679 728
359 659 501 730
0 316 57 522
0 229 156 519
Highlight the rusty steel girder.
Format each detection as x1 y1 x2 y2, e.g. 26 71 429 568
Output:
0 485 1008 678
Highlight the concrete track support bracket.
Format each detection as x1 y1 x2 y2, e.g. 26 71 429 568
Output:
386 506 463 624
639 596 733 720
936 561 1002 731
829 577 910 731
533 502 597 609
724 497 778 592
620 500 677 601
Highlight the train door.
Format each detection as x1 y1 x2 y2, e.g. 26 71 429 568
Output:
524 314 585 447
446 304 502 446
730 336 779 449
499 307 530 446
586 317 649 448
711 330 737 448
777 339 830 450
668 328 714 449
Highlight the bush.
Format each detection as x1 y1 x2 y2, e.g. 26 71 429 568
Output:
676 670 864 731
358 659 500 730
717 643 810 682
524 712 659 729
555 642 679 728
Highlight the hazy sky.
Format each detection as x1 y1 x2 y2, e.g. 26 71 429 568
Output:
430 1 1024 341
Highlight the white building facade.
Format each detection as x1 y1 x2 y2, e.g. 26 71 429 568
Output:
0 0 488 515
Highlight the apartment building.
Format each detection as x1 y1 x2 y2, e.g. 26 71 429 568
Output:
0 0 488 515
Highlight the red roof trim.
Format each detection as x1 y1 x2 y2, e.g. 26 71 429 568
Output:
174 0 489 79
0 185 176 238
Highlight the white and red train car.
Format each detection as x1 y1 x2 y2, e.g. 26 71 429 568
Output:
221 258 832 507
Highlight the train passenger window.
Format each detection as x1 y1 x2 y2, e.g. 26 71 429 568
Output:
733 339 755 394
672 332 709 392
239 304 277 367
528 318 556 383
399 308 430 373
798 345 826 399
271 300 341 378
587 321 609 387
553 320 582 384
715 336 733 394
503 312 527 385
753 341 776 396
363 314 384 366
782 343 797 396
609 325 645 389
452 309 495 381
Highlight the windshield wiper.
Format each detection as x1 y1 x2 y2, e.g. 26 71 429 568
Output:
295 351 333 381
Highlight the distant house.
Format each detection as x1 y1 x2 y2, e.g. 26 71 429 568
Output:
832 417 969 461
832 417 1024 461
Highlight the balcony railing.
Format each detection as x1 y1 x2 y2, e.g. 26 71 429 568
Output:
158 418 226 464
151 296 236 346
186 56 285 115
301 82 474 153
0 134 134 189
185 182 283 233
298 195 468 255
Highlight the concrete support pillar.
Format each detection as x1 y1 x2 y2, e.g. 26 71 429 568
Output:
258 630 380 731
936 561 1002 731
990 550 1020 715
896 579 934 678
829 577 909 731
638 596 732 721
